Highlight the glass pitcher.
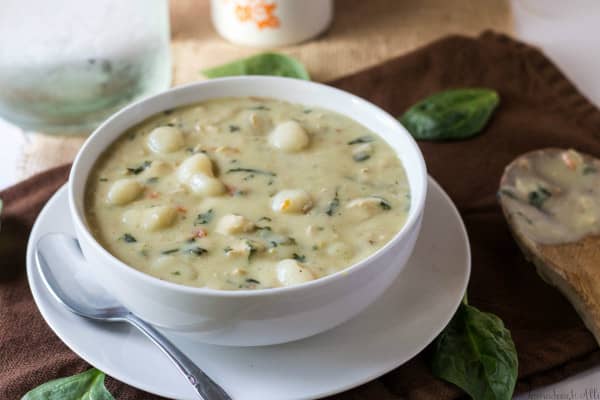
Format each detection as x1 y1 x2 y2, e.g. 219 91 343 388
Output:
0 0 171 135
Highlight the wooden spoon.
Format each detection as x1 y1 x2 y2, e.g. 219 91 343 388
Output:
499 148 600 344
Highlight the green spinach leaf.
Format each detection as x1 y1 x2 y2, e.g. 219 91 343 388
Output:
528 187 551 210
195 209 214 225
400 88 499 141
583 164 597 175
292 253 306 262
347 136 374 145
186 246 208 256
352 151 371 162
22 368 114 400
371 196 392 210
202 53 310 80
120 233 137 243
325 191 340 216
226 167 276 177
430 301 518 400
126 160 152 175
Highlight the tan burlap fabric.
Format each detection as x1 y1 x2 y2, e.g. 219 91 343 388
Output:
5 31 600 400
17 0 512 179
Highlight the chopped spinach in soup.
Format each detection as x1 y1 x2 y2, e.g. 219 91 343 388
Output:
85 97 410 290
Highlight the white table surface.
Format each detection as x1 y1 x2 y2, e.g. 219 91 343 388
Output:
512 0 600 397
2 0 600 397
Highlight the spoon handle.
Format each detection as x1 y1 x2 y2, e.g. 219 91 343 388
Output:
125 313 232 400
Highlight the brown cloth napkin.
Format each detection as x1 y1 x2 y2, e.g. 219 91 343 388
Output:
2 31 600 399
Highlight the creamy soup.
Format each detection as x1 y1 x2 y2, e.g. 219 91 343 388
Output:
500 148 600 244
85 97 410 290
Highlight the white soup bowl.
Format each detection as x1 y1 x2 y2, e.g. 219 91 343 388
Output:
69 76 427 346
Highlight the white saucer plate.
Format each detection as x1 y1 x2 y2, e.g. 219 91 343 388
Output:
26 177 470 400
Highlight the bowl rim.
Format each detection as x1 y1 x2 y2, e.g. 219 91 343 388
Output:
69 76 428 298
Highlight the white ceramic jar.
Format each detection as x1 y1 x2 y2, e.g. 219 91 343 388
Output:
210 0 333 47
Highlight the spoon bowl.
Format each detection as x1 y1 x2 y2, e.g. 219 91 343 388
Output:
35 232 232 400
36 234 128 320
499 148 600 345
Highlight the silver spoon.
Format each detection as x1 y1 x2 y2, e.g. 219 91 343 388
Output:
35 233 232 400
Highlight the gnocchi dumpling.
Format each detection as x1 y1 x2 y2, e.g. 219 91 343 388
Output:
346 197 388 215
147 126 185 154
326 241 354 259
269 121 309 152
276 259 314 286
121 205 177 231
177 153 225 196
225 239 265 258
143 160 172 177
187 174 225 196
352 143 373 161
121 208 140 228
177 153 215 180
216 214 255 235
142 205 177 231
272 189 313 214
107 179 143 205
85 97 412 291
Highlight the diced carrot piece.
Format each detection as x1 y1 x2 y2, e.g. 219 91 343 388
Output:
562 152 577 170
194 228 207 238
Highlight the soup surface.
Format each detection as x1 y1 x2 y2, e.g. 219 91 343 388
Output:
85 97 410 290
